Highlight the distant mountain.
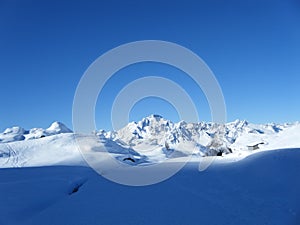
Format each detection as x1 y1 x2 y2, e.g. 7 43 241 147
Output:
0 122 72 143
99 115 300 159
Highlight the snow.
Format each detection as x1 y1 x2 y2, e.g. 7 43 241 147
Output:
0 121 72 143
0 116 300 224
0 148 299 225
1 116 300 168
99 115 300 161
46 121 72 134
0 126 26 143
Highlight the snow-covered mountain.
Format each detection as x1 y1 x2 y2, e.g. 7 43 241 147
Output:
0 116 300 168
0 121 72 143
99 114 300 160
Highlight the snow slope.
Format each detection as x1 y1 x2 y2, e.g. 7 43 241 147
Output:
0 133 149 168
0 148 299 225
0 134 85 168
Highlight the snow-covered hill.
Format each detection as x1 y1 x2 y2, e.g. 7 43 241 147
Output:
0 116 300 168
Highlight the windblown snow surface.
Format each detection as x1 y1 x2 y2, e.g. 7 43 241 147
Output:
0 116 299 225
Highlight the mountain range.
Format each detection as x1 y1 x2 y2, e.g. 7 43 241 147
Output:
0 115 299 167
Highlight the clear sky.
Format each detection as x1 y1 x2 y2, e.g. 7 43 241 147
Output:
1 0 300 131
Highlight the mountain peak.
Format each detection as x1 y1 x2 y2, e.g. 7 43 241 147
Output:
46 122 72 134
3 126 26 135
134 114 170 130
144 114 164 121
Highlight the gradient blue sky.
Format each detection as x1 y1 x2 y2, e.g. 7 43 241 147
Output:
1 0 300 131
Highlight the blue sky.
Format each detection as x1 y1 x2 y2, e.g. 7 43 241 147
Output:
0 0 299 131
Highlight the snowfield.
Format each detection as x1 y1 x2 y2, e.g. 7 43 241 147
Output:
0 149 299 225
0 116 299 224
